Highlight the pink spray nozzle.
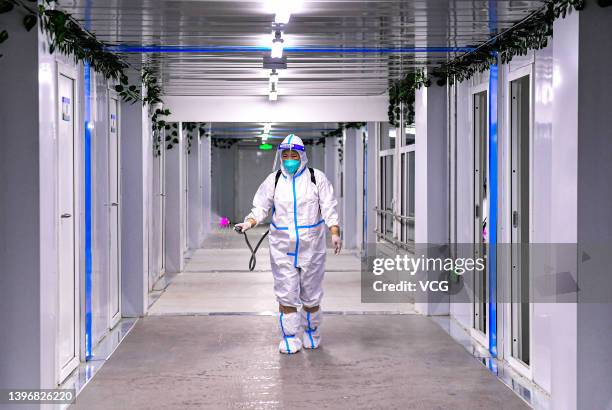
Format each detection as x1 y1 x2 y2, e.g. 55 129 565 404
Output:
219 217 230 228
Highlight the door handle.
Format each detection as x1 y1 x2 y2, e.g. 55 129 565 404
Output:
512 211 519 228
61 213 72 218
111 202 119 207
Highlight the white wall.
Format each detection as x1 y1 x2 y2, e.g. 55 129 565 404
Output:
187 127 203 249
0 13 91 389
201 131 213 236
1 12 47 390
120 73 152 317
342 128 359 249
235 145 276 223
164 123 186 273
212 144 237 222
165 95 388 123
414 84 449 316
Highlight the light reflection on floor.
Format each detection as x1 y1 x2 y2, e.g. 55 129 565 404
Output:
431 316 551 410
58 318 138 409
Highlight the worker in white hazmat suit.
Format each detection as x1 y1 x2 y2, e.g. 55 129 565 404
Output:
235 134 341 354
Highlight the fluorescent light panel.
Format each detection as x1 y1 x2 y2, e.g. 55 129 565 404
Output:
271 39 283 58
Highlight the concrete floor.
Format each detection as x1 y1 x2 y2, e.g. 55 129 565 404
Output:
71 315 528 409
148 226 414 315
71 227 528 409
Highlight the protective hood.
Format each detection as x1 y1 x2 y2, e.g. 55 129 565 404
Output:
273 134 309 176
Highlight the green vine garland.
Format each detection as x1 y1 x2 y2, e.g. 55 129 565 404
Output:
182 122 204 154
321 122 366 138
388 0 585 127
319 122 365 162
0 0 170 154
303 137 326 147
432 0 585 84
212 138 237 149
165 123 180 150
388 70 428 127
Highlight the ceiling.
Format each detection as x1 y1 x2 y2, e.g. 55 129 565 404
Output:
210 122 337 140
60 0 546 97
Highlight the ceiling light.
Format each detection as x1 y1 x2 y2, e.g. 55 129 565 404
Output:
273 2 291 24
271 0 302 24
269 70 279 85
269 82 278 101
271 38 284 58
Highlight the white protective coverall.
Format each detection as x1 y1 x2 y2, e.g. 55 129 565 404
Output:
245 134 339 353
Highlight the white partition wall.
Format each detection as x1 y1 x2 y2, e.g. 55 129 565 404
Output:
414 84 449 316
164 123 186 273
342 127 359 249
187 126 203 249
165 95 388 123
0 12 87 388
120 71 152 317
201 129 212 236
549 5 612 409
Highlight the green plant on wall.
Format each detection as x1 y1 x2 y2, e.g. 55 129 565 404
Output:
0 0 170 147
182 122 198 154
212 138 237 149
387 0 586 123
165 123 179 150
303 137 326 147
319 122 365 162
198 123 208 140
387 70 428 128
321 122 365 138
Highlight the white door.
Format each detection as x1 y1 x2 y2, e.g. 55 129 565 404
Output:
160 139 166 272
183 137 189 252
108 95 121 328
57 72 79 383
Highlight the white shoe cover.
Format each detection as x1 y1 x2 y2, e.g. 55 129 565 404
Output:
301 309 322 349
278 312 302 354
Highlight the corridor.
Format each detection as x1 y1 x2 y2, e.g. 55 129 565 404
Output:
1 0 612 409
71 228 525 409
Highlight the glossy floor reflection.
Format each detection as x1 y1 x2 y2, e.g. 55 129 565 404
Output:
70 315 528 409
60 318 138 408
430 317 550 410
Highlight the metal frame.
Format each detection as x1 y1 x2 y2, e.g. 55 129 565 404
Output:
469 81 490 350
375 103 416 249
504 63 534 380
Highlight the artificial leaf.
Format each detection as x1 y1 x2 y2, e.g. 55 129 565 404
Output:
23 14 37 31
0 2 14 14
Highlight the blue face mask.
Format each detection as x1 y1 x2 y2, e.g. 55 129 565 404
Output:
283 159 300 174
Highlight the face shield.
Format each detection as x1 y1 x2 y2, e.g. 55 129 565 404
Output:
273 134 309 175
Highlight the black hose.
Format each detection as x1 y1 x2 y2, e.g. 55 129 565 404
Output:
235 226 269 271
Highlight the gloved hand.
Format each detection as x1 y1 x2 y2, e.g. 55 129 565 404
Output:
235 221 253 233
332 235 342 255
